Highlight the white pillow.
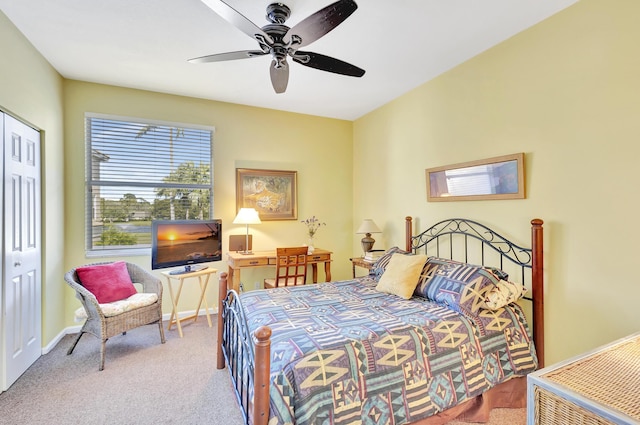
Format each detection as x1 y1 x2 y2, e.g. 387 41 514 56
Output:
74 292 158 321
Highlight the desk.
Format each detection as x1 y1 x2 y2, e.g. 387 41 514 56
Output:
162 267 217 338
227 249 332 292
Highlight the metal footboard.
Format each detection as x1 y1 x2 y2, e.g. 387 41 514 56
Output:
221 288 255 424
217 272 271 425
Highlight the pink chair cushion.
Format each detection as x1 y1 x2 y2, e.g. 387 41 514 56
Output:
76 261 137 303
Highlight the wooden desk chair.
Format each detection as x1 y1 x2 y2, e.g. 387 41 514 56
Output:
264 247 308 289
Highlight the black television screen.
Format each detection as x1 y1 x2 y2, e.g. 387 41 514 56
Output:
151 219 222 275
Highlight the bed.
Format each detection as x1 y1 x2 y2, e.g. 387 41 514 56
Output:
216 216 544 425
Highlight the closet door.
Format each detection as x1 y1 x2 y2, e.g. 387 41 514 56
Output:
0 114 3 391
2 113 41 391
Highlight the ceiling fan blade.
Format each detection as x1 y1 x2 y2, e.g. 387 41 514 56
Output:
200 0 274 46
292 51 365 77
284 0 358 48
189 50 266 63
270 59 289 94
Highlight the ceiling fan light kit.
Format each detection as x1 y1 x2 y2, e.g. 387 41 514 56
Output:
191 0 365 94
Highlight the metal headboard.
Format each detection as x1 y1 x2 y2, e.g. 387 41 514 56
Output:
404 216 545 367
407 218 532 297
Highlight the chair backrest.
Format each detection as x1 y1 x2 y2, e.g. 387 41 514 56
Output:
272 247 308 288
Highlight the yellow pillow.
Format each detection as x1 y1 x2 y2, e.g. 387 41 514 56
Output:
375 254 428 299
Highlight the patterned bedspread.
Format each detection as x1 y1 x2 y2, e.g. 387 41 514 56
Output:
240 277 537 425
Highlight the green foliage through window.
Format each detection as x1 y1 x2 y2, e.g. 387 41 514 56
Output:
97 225 138 246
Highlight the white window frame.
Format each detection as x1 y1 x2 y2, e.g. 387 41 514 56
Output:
85 113 215 256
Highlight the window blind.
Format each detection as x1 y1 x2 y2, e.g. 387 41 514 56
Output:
85 114 214 254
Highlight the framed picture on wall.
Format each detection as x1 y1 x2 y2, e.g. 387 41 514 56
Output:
426 153 525 202
235 168 298 220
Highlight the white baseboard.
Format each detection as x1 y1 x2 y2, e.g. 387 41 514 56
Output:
42 307 218 355
42 326 81 354
164 307 217 322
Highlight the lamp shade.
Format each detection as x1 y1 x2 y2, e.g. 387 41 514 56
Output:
233 208 261 255
356 219 381 253
356 219 381 234
233 208 262 225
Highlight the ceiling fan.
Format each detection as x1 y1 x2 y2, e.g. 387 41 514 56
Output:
189 0 366 94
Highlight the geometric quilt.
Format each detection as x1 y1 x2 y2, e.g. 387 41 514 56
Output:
239 277 537 425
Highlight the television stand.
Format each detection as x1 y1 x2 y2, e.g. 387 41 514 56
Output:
161 267 217 338
168 265 208 275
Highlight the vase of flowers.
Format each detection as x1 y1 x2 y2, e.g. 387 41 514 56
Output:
301 216 325 254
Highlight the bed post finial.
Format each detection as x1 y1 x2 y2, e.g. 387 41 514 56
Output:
405 216 413 252
217 272 228 370
531 219 544 368
254 326 272 425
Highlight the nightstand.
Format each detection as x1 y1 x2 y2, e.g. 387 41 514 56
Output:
350 257 375 278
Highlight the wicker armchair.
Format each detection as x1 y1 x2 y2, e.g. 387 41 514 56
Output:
65 262 166 370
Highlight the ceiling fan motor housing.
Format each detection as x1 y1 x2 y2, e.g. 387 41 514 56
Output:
266 3 291 24
261 24 289 67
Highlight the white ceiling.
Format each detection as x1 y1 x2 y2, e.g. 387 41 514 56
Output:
0 0 577 120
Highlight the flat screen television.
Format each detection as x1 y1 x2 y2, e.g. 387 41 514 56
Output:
151 219 222 275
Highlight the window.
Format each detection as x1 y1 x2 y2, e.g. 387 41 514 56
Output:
85 114 214 255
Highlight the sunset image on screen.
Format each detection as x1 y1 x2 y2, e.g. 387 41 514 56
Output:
155 222 221 265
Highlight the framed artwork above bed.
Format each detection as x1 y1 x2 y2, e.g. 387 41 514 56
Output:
426 152 525 202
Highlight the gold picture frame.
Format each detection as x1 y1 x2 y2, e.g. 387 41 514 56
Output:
426 153 525 202
236 168 298 220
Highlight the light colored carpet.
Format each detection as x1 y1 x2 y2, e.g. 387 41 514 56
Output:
448 408 525 425
0 318 243 425
0 318 525 424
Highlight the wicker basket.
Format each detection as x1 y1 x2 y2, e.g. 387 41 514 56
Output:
528 333 640 425
534 386 616 425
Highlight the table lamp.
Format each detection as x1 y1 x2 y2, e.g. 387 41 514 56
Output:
356 219 381 253
233 208 261 255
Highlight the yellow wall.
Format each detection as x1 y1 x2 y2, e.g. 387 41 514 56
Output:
0 11 66 346
63 81 354 320
3 0 639 365
354 0 640 364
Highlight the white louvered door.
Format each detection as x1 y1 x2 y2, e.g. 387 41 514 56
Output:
1 113 42 391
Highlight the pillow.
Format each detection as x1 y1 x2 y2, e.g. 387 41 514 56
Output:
483 266 509 281
370 246 413 281
76 261 137 303
74 292 159 321
375 254 428 299
416 256 508 282
413 257 498 314
483 280 527 310
413 257 508 296
413 257 525 313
